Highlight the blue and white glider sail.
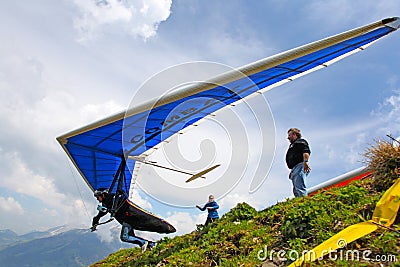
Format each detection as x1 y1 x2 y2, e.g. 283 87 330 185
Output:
57 17 400 194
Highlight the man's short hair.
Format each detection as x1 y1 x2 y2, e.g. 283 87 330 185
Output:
94 188 108 197
288 128 302 138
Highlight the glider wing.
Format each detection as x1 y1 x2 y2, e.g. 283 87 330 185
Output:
57 17 400 194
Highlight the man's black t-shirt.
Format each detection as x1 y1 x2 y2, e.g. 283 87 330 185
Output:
286 138 311 169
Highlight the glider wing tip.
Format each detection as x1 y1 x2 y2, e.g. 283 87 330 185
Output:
56 135 67 145
383 17 400 29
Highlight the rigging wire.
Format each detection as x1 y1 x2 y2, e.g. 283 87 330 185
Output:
65 157 91 221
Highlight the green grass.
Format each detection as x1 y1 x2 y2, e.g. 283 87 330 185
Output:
90 178 399 267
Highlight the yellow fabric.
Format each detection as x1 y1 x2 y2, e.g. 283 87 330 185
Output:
372 177 400 226
288 222 378 266
288 177 400 267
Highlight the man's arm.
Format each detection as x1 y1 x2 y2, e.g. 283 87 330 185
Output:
92 209 107 226
303 152 311 173
196 204 206 211
207 202 219 210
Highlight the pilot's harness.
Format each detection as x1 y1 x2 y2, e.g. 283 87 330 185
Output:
90 190 128 231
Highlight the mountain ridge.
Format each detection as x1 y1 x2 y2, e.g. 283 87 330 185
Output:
0 227 129 267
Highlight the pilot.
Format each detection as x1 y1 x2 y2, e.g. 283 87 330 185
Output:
91 188 156 253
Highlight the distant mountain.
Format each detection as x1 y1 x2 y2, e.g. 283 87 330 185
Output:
0 230 19 247
0 226 70 248
0 228 130 267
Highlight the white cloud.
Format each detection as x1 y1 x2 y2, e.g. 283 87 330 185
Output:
0 151 67 207
94 223 121 243
372 89 400 136
0 151 89 232
128 188 153 210
0 48 125 154
73 0 172 42
0 197 24 215
165 211 203 235
41 208 59 217
219 192 262 211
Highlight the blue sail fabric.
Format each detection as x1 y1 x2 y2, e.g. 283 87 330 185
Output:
59 20 398 193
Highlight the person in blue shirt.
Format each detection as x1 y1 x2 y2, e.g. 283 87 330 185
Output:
196 195 219 226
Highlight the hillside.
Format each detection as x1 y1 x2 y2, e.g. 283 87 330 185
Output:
91 141 400 266
90 178 399 266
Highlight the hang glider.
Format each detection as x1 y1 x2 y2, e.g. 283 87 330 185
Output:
57 17 400 196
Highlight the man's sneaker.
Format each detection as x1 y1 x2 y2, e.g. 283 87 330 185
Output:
148 241 156 250
141 241 148 253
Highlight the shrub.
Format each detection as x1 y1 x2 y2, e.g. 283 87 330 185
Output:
363 139 400 191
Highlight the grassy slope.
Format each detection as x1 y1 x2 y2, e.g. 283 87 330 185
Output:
90 177 399 267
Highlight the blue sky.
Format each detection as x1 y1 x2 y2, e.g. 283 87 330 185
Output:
0 1 399 241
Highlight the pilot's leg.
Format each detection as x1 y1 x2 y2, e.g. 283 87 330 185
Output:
120 222 147 247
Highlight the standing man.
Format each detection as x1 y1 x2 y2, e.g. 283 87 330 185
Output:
286 128 311 197
196 195 219 226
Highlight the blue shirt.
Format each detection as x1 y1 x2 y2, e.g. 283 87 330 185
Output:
198 201 219 219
